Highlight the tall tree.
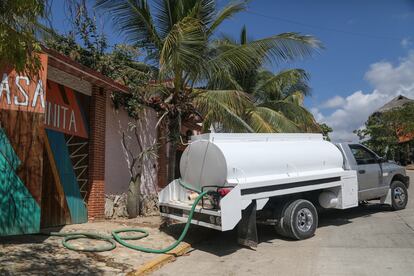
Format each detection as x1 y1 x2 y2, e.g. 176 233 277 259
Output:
319 123 332 141
0 0 49 74
355 103 414 162
96 0 322 181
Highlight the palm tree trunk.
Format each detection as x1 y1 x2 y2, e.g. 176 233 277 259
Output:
167 116 180 183
156 121 168 188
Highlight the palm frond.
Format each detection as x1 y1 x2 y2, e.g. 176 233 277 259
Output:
153 0 175 38
246 106 299 133
208 33 321 77
186 0 216 26
240 24 247 44
283 91 305 105
254 68 310 102
207 67 244 90
154 0 215 38
159 17 206 81
193 89 254 132
208 1 247 35
261 100 320 132
95 0 162 51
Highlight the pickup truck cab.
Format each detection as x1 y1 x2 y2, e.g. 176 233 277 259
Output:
337 143 409 209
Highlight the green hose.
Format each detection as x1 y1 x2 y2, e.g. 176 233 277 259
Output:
50 180 208 254
177 178 202 193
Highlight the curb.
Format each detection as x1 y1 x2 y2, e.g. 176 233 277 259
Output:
127 242 192 276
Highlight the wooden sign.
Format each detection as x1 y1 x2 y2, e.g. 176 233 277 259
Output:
0 55 48 113
44 80 88 138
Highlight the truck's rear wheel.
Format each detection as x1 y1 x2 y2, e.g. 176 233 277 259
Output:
276 199 318 240
391 181 408 210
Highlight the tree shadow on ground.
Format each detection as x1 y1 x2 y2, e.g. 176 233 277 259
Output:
160 203 393 257
0 225 65 245
0 234 111 275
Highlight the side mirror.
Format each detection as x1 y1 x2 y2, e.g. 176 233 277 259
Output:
377 157 386 163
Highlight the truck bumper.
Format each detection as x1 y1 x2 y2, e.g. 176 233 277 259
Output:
159 203 222 230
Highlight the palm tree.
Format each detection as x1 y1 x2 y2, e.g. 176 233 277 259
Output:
208 26 321 133
96 0 321 181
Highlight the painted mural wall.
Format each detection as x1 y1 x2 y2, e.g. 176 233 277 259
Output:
0 55 48 235
0 56 92 235
105 96 158 195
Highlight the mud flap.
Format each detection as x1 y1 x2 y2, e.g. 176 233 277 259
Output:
237 200 258 248
380 188 392 205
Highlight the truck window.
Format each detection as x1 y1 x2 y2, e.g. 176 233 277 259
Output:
349 144 377 165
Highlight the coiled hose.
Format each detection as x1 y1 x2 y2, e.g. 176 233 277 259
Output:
50 180 207 253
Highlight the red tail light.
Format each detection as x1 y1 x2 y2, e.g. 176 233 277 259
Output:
218 188 231 197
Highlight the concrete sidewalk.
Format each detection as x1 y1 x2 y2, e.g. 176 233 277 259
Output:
0 216 195 275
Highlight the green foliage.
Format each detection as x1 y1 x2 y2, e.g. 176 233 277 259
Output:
208 26 320 133
318 123 333 141
354 103 414 159
0 0 47 74
45 3 156 119
96 0 321 136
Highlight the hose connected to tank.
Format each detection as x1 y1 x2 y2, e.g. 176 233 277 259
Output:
50 180 207 253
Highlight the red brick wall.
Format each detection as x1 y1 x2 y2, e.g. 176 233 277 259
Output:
87 85 106 220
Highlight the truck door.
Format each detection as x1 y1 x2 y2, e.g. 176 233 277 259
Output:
349 144 382 199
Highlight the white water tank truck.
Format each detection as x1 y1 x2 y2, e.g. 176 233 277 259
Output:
159 133 409 247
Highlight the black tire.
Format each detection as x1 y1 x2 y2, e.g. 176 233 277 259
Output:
278 199 318 240
391 181 408 211
274 203 289 237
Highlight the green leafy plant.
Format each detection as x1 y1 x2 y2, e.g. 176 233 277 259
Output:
0 0 49 74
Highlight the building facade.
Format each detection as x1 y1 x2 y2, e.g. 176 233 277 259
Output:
0 49 158 236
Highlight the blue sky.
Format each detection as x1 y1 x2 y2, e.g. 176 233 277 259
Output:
50 0 414 141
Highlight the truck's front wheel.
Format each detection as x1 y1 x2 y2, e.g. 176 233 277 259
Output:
276 199 318 240
391 181 408 210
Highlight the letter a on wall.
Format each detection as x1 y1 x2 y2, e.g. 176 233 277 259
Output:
0 54 48 113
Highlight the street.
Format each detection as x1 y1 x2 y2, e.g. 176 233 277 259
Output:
154 171 414 276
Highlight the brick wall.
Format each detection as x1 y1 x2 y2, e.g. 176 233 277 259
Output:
87 85 107 220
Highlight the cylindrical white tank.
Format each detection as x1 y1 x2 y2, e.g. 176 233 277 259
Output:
180 133 344 191
319 191 339 209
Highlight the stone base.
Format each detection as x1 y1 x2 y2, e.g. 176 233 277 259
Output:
105 193 159 219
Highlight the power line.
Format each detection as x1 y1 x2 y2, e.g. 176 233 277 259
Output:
247 10 402 41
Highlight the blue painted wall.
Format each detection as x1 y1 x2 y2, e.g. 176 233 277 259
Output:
0 128 40 236
46 129 87 224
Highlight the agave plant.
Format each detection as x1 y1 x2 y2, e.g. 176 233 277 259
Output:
96 0 321 181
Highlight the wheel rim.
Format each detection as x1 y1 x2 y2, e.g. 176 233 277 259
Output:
297 208 313 232
394 187 406 206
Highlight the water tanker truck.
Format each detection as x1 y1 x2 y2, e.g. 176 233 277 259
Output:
159 133 409 247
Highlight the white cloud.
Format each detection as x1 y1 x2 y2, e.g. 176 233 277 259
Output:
320 95 345 108
314 52 414 142
401 37 412 48
310 107 324 121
